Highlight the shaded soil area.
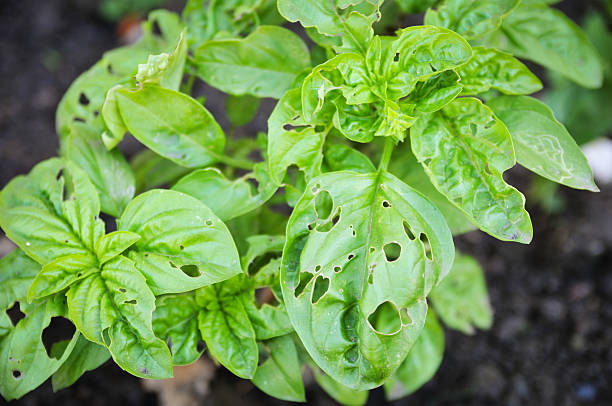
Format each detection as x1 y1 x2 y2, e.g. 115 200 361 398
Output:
1 1 611 405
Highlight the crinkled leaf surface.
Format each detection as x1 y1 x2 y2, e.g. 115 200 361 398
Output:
194 26 310 98
252 334 305 402
51 335 111 391
66 255 173 378
281 170 454 389
430 253 492 334
135 31 187 91
65 122 135 217
486 4 603 88
488 95 598 192
425 0 519 39
112 85 225 168
411 97 533 243
28 253 98 300
384 309 444 399
456 47 542 96
118 189 242 294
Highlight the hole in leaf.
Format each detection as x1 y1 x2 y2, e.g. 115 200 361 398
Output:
180 264 200 277
42 317 76 358
368 301 402 335
348 254 355 261
400 307 412 325
196 340 206 352
393 52 400 62
314 190 333 219
6 302 25 326
79 92 90 106
179 245 184 250
314 264 321 272
124 299 137 305
73 117 85 123
382 200 391 208
314 125 326 133
294 272 314 298
403 221 416 240
420 233 433 260
311 275 330 304
206 219 213 226
12 370 21 379
369 247 375 254
93 110 99 117
316 208 341 232
333 265 342 273
151 21 162 37
248 251 279 276
384 242 401 262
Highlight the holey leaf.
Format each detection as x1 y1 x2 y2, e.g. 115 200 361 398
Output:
117 189 242 294
194 26 311 98
411 97 533 243
280 170 454 390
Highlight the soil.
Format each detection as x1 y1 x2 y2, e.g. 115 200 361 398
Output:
1 0 611 405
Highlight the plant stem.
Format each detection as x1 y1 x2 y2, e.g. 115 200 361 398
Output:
378 137 395 171
213 153 255 170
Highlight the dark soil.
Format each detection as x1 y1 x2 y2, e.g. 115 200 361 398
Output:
1 1 611 405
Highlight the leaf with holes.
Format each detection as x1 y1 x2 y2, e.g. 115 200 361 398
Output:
456 47 542 96
66 255 173 378
152 293 204 365
108 85 226 168
384 309 444 400
488 95 598 192
252 334 305 402
0 296 79 401
0 159 104 264
425 0 519 39
194 26 310 98
485 4 603 88
430 253 492 334
65 122 135 217
51 335 111 391
118 189 242 294
172 164 278 221
411 97 533 243
0 250 40 334
281 170 454 389
196 283 258 379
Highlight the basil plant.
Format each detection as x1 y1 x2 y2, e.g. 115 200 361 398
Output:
0 0 602 403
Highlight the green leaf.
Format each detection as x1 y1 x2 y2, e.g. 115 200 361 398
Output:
267 89 325 184
112 85 225 168
456 46 542 96
0 159 104 264
65 122 135 217
27 253 98 301
118 189 242 294
281 170 454 389
51 335 111 391
197 285 258 378
66 255 173 378
194 26 310 98
488 95 598 192
384 310 444 399
130 149 191 193
252 335 305 402
0 297 79 401
226 94 261 127
411 97 533 243
430 253 493 334
486 4 603 88
95 231 141 265
153 293 203 365
312 365 369 406
425 0 519 39
172 164 278 221
135 30 187 90
0 249 40 316
323 144 376 174
241 235 286 273
101 85 128 150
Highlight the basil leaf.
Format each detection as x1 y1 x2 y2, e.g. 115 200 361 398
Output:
312 365 369 406
0 249 40 319
66 255 173 378
323 144 376 174
226 95 260 127
112 85 225 168
197 286 258 379
241 235 285 273
27 253 98 301
487 4 603 88
118 189 242 294
172 164 277 221
95 231 141 265
135 31 187 90
281 170 454 389
456 46 542 96
252 335 305 402
430 253 493 334
153 293 203 365
194 26 310 98
488 95 598 192
0 297 79 401
384 310 444 399
411 97 533 243
51 335 111 391
425 0 519 39
0 159 104 264
65 122 135 217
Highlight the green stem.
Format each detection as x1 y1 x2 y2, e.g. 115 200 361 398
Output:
214 153 255 170
378 137 395 171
